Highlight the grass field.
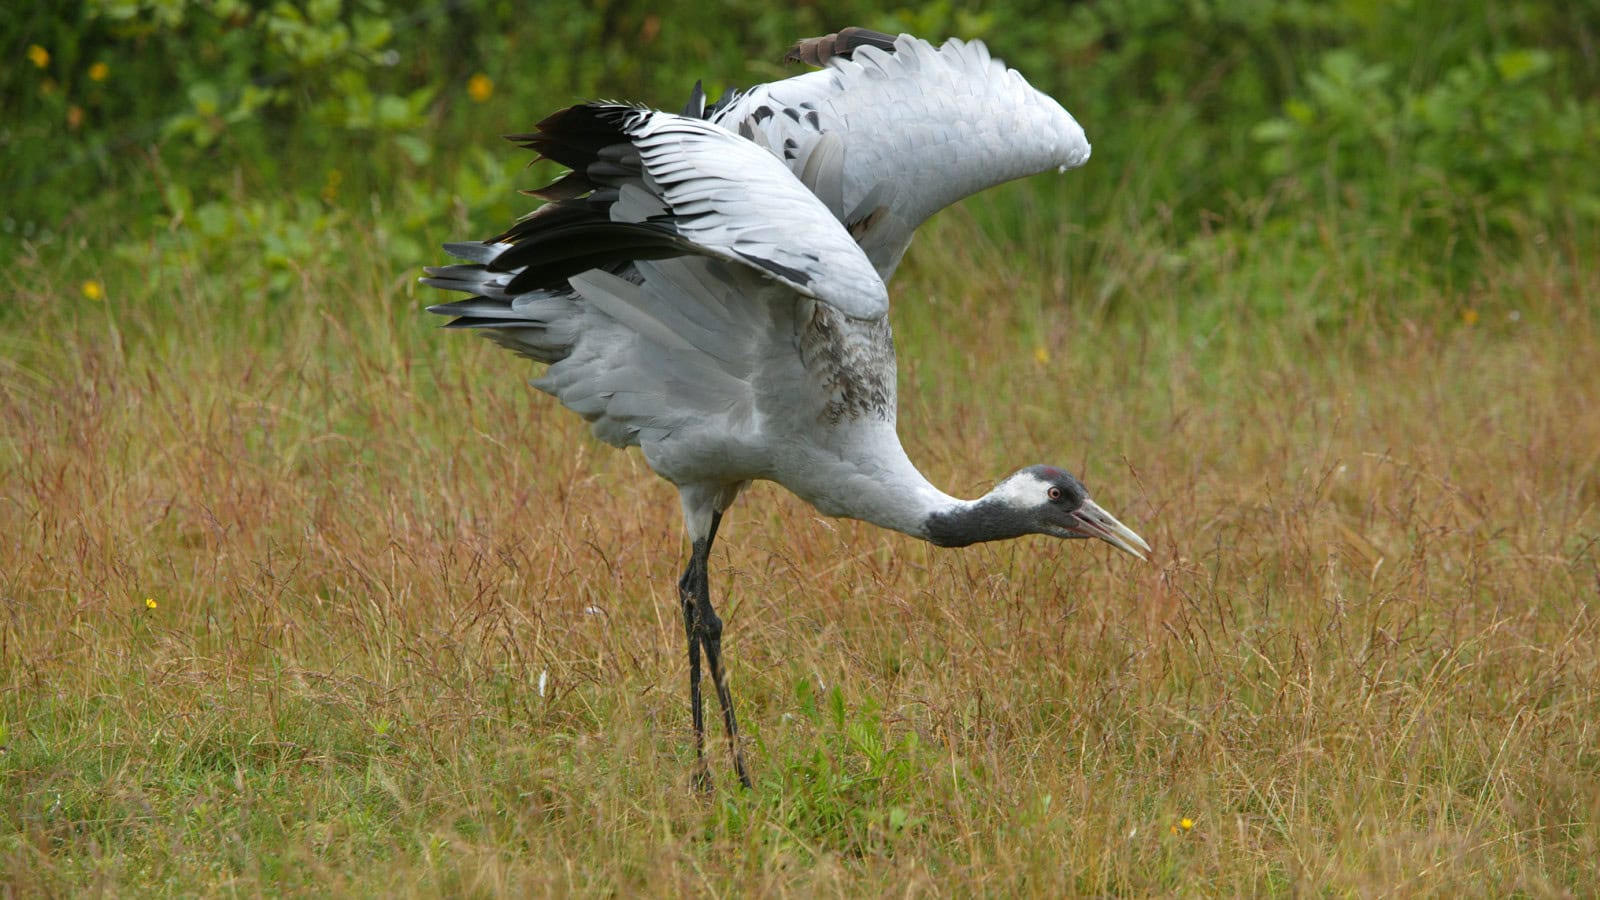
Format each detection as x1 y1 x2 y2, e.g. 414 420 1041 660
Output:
3 179 1599 895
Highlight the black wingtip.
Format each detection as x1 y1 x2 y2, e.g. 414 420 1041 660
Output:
681 80 707 118
785 27 899 67
504 103 636 169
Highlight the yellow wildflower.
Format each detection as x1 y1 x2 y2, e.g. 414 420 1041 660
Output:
321 168 343 204
1033 345 1050 365
145 598 158 610
467 73 493 103
81 280 104 301
88 61 109 82
1180 817 1194 831
1461 309 1479 325
28 45 50 69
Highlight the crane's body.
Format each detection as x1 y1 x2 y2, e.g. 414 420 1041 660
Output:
424 28 1149 789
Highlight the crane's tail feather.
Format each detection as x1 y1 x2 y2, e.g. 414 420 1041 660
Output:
423 242 583 364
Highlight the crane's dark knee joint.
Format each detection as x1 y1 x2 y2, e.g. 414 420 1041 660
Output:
689 604 723 641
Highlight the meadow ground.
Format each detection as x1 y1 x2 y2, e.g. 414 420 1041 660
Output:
2 199 1598 895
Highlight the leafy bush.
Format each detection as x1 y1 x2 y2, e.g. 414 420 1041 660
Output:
4 0 1595 299
1254 47 1600 236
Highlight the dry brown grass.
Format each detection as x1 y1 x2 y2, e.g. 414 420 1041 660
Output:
2 213 1598 895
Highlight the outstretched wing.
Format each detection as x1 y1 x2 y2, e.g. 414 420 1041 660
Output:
706 31 1091 279
422 104 896 454
429 103 887 322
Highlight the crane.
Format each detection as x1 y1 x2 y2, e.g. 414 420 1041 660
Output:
423 28 1151 789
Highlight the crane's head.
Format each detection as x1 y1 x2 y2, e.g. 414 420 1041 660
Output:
925 465 1150 558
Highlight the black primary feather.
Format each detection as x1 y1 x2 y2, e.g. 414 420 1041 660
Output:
784 27 899 67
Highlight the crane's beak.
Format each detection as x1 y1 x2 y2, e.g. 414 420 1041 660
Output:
1068 499 1151 560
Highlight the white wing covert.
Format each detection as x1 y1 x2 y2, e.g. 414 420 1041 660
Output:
624 111 887 320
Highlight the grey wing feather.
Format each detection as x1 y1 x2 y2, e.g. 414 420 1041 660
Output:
530 257 794 460
796 131 846 219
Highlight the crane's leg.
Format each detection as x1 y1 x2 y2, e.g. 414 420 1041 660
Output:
679 508 752 790
696 511 752 788
679 538 710 791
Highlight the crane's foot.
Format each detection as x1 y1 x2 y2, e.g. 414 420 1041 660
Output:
692 761 714 794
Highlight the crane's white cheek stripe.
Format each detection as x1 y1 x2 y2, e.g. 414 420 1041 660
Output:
990 472 1052 509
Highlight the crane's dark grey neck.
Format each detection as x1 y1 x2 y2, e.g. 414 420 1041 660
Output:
922 497 1038 548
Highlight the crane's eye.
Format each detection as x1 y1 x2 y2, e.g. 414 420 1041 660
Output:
1047 486 1063 502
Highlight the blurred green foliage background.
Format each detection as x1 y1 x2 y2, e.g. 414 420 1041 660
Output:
4 0 1596 304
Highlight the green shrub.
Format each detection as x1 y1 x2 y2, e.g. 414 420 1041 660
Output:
1254 46 1599 237
3 1 1594 303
